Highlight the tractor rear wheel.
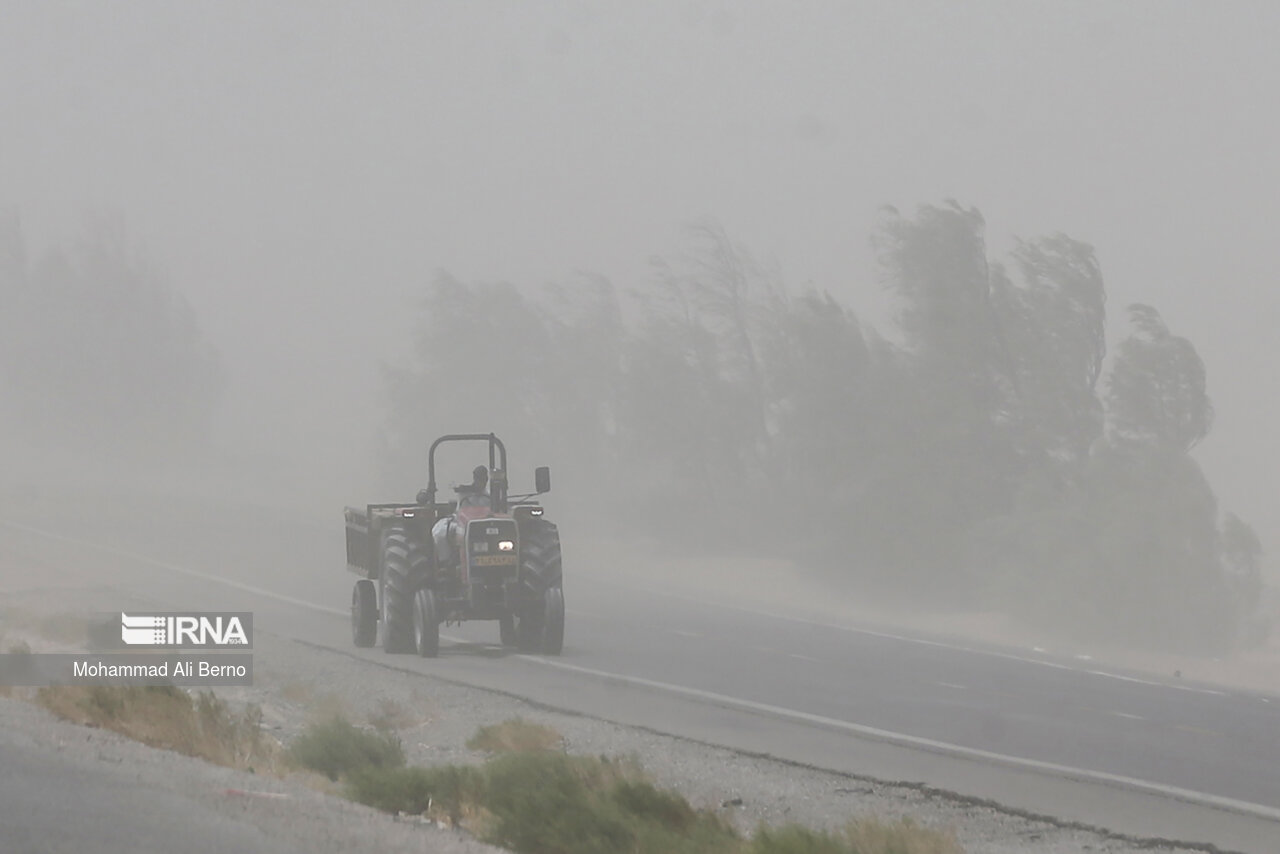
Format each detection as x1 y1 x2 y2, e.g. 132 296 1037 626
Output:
351 579 377 648
381 525 427 654
413 588 439 658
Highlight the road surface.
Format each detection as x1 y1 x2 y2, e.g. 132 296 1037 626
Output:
2 491 1277 851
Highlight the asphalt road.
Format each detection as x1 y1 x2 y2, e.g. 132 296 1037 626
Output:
0 733 286 854
3 491 1279 852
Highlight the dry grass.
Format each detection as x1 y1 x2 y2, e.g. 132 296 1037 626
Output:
748 817 962 854
843 816 962 854
467 717 563 753
36 685 281 773
279 678 314 704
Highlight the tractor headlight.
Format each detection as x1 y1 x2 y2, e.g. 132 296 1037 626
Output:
472 541 489 553
498 540 515 551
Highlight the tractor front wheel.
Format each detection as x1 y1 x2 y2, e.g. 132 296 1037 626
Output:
541 586 565 655
517 518 563 654
499 614 518 647
518 585 564 655
413 588 439 658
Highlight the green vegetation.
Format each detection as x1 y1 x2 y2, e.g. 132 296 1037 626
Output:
299 715 961 854
36 685 277 772
286 714 405 781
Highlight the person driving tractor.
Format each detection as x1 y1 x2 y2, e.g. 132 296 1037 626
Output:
458 465 489 496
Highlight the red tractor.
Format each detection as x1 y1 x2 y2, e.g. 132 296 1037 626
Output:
344 433 563 657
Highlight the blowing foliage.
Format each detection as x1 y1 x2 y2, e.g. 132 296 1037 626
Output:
0 215 223 460
384 205 1262 654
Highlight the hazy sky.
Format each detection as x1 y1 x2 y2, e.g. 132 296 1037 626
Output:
3 2 1277 562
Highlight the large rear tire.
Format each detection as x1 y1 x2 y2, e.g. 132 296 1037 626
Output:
413 588 439 658
381 525 427 654
517 519 564 655
351 579 377 648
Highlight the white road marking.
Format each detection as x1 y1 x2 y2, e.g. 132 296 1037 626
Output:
1086 670 1225 697
667 629 702 638
6 517 1276 824
788 653 821 663
937 681 968 690
1110 711 1145 721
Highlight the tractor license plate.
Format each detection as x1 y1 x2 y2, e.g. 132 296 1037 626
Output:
472 555 517 566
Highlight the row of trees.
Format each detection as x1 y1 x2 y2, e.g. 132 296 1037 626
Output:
0 215 223 460
382 203 1264 654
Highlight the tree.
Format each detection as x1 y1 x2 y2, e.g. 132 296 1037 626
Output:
0 217 223 456
1220 512 1263 620
998 235 1107 471
871 203 1022 584
1106 304 1213 452
875 201 1016 408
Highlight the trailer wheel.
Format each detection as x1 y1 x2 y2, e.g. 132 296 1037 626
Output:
413 588 439 658
381 525 425 654
351 579 377 648
499 614 518 647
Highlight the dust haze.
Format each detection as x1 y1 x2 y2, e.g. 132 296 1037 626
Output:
2 3 1277 661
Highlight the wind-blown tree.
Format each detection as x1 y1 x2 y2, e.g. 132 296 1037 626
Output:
380 272 556 494
759 290 875 536
998 235 1107 475
1220 512 1263 616
876 202 1017 406
1106 303 1213 452
0 216 222 458
872 202 1023 587
537 273 627 487
617 265 764 538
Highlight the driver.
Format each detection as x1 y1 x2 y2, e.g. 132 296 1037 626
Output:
457 465 489 496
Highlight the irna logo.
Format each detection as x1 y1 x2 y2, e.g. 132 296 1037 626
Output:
120 613 253 648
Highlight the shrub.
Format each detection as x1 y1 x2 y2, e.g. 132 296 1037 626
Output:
287 715 404 781
467 717 562 753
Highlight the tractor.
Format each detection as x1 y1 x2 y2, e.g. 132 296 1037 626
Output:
343 433 563 657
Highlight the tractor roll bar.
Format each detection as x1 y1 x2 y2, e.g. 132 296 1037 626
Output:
423 433 507 507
